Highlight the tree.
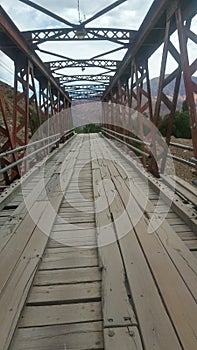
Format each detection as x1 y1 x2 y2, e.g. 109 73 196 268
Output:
182 99 189 112
172 110 191 139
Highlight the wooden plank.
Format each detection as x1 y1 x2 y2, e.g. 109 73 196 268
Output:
10 322 103 350
27 281 101 305
39 248 98 270
162 175 197 206
0 136 84 350
34 267 101 286
104 136 197 232
172 224 193 232
106 158 197 349
59 208 94 214
48 237 96 248
185 240 197 250
51 227 96 236
49 230 96 247
19 302 102 327
0 200 47 292
57 214 95 223
192 250 197 259
93 139 181 350
53 222 95 230
91 148 137 328
101 139 197 300
61 200 94 208
104 326 143 350
0 257 37 350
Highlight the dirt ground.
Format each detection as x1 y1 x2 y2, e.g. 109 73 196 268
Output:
169 136 197 186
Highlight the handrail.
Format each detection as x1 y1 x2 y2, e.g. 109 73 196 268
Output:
102 127 196 168
102 127 151 146
0 133 60 158
169 142 193 152
168 154 196 168
0 129 75 175
102 128 150 158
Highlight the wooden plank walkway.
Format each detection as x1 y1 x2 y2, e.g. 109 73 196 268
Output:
0 133 196 350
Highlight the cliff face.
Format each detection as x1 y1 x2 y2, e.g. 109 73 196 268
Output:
0 81 14 122
148 76 197 114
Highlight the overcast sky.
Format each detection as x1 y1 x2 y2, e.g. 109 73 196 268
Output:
0 0 196 87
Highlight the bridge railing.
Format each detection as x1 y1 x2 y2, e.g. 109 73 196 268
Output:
0 129 75 186
102 126 197 175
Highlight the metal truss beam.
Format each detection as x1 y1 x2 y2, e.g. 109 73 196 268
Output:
0 6 70 103
102 0 197 176
66 84 106 92
0 6 72 184
103 0 197 97
45 59 120 72
60 75 112 83
23 28 136 46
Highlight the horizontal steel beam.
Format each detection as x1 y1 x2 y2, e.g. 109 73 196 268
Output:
60 75 112 83
65 84 106 91
45 59 120 72
23 28 136 46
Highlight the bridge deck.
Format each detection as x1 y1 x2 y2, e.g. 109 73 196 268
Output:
0 134 196 350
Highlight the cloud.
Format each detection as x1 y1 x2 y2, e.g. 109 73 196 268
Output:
1 0 153 29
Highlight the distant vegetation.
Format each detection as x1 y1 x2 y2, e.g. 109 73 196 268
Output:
159 100 191 139
75 123 101 134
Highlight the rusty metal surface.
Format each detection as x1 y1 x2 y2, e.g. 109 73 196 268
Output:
102 0 197 97
0 6 70 102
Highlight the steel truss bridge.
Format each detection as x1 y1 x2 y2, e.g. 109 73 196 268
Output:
0 1 197 349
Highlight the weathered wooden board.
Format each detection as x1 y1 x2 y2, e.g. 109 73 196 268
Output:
61 200 94 208
101 140 197 300
172 223 194 233
105 154 197 349
27 281 101 305
162 175 197 207
104 326 143 350
0 200 47 293
59 207 94 214
53 222 95 230
104 136 197 232
34 267 101 286
0 136 85 350
49 228 97 247
91 146 136 328
94 139 181 349
57 214 95 223
51 228 96 239
39 248 98 270
19 302 102 327
185 239 197 250
10 322 103 350
48 237 97 248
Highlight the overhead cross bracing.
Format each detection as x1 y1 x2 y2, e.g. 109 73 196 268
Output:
45 60 119 72
23 28 135 45
16 0 132 100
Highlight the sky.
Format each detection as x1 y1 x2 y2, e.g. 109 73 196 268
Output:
0 0 196 88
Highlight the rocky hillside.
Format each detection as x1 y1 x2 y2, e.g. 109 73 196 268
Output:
149 75 197 113
0 81 14 122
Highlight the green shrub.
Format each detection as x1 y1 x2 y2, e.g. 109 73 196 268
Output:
172 111 191 139
75 124 101 134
